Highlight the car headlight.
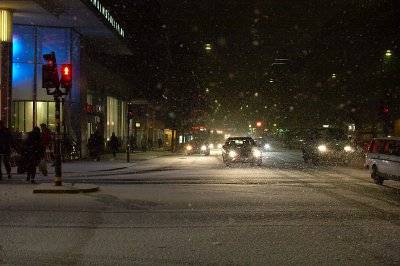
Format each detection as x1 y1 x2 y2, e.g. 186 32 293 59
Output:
209 144 214 148
217 143 223 149
318 145 327 152
229 151 237 158
253 150 262 157
344 145 353 152
186 145 193 151
201 145 207 151
264 144 270 150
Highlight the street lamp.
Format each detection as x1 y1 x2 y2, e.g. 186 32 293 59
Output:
204 43 212 51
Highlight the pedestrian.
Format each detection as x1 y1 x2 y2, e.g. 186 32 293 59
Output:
158 138 162 148
21 127 44 183
40 123 52 161
88 133 96 160
109 132 118 158
93 128 103 161
0 120 14 180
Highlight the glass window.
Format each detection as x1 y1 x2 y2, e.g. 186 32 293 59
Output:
383 140 396 155
12 63 34 100
37 27 71 64
47 102 61 132
368 140 376 153
37 102 48 126
107 96 119 138
12 25 35 64
13 101 24 132
24 102 33 132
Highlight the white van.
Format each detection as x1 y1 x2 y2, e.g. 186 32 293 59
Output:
366 137 400 184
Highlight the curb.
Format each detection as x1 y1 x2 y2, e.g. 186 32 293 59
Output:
33 183 99 194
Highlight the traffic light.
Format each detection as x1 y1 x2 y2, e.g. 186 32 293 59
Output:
43 52 56 64
256 121 263 127
42 51 59 88
60 64 72 89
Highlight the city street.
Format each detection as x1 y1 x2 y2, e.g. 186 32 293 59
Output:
1 150 400 265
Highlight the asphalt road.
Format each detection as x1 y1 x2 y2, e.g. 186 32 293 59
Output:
1 150 400 265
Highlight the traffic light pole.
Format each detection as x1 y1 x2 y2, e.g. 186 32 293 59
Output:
127 116 130 162
53 88 63 186
42 51 71 186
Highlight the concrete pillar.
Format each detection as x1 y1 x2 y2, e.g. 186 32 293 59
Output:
0 9 13 126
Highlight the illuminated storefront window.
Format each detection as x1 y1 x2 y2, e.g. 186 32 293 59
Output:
106 96 126 139
13 101 61 132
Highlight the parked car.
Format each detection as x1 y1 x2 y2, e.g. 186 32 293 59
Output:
302 128 356 165
222 137 262 166
366 137 400 185
184 139 210 156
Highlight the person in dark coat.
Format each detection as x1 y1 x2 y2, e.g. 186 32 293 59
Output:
21 127 44 183
158 138 163 148
87 133 96 160
88 129 103 161
40 123 52 161
94 129 103 161
109 132 118 158
0 120 14 180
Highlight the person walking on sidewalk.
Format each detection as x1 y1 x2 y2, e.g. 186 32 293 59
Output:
109 132 119 159
0 120 14 180
158 138 162 149
40 123 52 161
21 127 44 183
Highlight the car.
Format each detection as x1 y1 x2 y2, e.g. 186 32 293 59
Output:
366 137 400 185
256 138 272 151
209 142 223 150
302 128 355 165
184 139 210 156
222 137 262 166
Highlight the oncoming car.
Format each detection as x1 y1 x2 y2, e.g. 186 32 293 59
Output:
222 137 262 166
302 128 355 165
184 140 210 156
209 142 223 149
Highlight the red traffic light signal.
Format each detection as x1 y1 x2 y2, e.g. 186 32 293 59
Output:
60 64 72 89
256 121 263 127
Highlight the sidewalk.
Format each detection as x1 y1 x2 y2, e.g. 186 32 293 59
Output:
7 150 175 176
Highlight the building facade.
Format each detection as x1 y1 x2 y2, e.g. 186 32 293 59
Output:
0 0 133 157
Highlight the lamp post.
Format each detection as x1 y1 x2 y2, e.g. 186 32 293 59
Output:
127 102 133 162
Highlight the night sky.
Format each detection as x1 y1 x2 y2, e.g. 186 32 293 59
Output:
104 0 400 132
